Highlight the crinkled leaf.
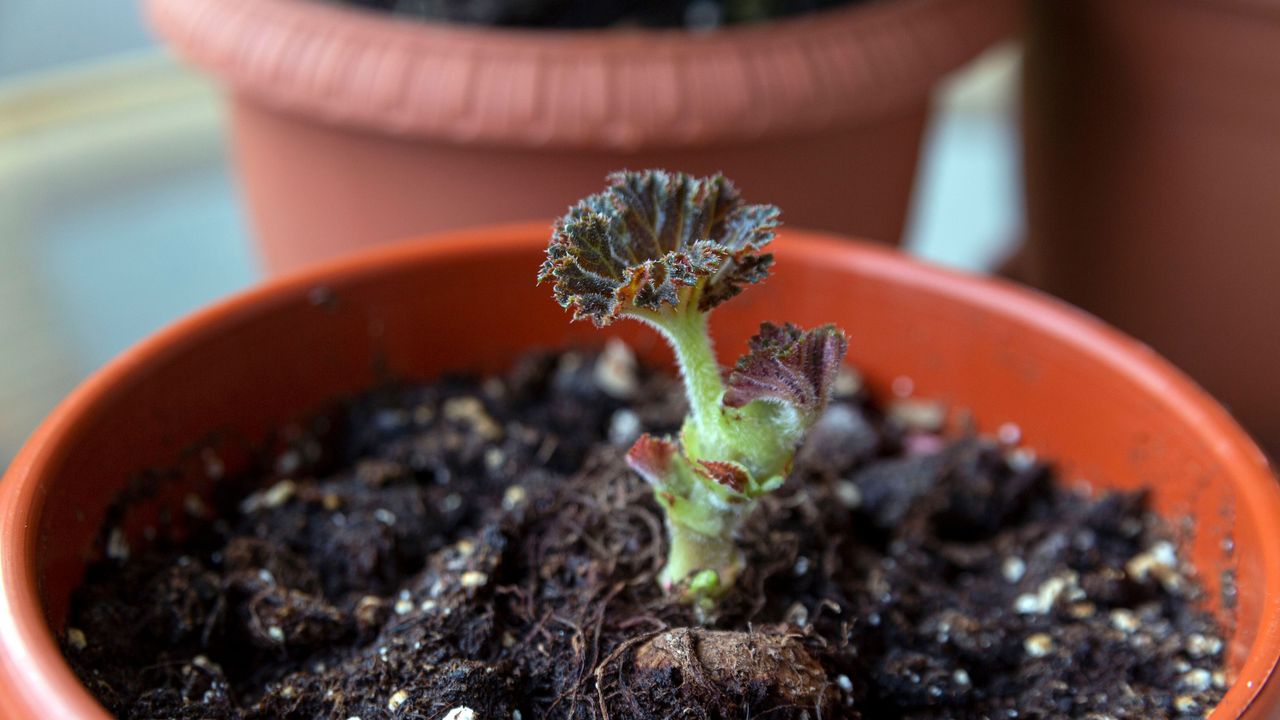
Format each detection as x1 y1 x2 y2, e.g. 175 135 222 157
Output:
723 322 848 421
538 170 779 326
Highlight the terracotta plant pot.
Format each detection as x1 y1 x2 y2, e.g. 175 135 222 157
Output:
1 224 1278 717
145 0 1015 274
1021 0 1280 458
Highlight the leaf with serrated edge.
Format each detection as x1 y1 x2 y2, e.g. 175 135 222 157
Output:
694 459 751 495
723 322 848 421
625 434 680 488
537 170 779 326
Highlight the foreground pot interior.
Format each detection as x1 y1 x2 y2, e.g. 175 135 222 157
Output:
2 225 1278 718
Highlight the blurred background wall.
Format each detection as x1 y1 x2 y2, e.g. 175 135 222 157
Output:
0 1 258 464
0 1 153 77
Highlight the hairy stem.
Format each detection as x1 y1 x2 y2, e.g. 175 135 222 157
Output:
662 308 726 442
659 519 744 593
631 296 730 456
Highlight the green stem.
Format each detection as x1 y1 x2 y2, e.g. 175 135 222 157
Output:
659 519 743 593
630 297 729 454
661 308 725 440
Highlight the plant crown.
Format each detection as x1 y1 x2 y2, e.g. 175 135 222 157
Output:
540 169 847 602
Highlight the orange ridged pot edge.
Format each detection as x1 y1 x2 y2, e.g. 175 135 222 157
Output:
144 0 1016 273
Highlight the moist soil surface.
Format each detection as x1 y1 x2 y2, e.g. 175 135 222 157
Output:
64 346 1227 719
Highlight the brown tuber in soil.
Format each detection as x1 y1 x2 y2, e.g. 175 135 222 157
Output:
63 346 1227 719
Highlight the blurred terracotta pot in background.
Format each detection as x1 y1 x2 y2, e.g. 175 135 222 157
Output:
1022 0 1280 457
146 0 1015 274
1 225 1278 716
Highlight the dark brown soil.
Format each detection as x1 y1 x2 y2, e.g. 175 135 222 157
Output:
63 346 1226 719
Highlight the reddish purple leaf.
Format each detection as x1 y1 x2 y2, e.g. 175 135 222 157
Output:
694 460 750 494
723 322 848 418
626 433 680 487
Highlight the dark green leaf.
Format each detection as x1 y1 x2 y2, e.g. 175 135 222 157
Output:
538 170 779 325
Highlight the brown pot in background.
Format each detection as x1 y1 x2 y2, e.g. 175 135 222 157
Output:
146 0 1015 274
1022 0 1280 457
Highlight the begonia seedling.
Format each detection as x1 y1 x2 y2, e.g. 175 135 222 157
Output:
539 170 847 602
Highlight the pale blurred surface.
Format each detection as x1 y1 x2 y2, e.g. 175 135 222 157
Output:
0 1 153 78
0 56 257 463
0 42 1021 465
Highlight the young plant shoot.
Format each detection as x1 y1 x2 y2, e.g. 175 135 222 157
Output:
539 170 848 603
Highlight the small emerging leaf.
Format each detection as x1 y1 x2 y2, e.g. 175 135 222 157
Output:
538 170 779 326
626 433 680 488
724 322 849 420
694 460 750 495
